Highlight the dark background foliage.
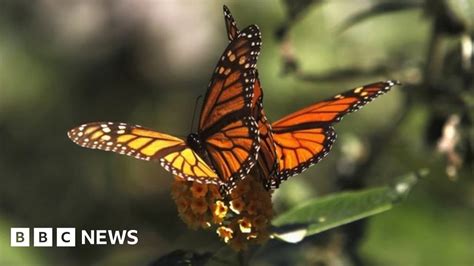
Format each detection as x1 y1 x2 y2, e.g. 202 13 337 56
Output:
0 0 473 265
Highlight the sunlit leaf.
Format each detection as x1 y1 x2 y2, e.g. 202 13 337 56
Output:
272 170 426 243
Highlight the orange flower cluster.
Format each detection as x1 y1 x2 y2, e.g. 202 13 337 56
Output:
171 174 273 251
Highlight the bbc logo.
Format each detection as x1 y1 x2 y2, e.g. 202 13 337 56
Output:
11 228 75 247
11 228 138 247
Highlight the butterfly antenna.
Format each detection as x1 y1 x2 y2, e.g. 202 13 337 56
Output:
190 95 203 133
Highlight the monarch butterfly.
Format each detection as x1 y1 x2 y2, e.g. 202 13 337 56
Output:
68 22 263 190
223 5 400 189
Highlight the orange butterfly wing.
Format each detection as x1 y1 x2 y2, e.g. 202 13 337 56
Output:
198 25 261 132
272 81 400 129
268 80 400 187
252 77 278 186
198 25 262 187
68 122 218 184
270 127 336 187
223 6 278 185
205 117 259 187
223 5 240 41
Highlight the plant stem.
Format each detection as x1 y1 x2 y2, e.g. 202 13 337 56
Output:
238 250 249 266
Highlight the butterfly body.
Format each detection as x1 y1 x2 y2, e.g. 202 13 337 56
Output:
186 133 205 158
185 132 214 168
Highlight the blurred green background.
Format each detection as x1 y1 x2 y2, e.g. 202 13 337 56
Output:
0 0 473 265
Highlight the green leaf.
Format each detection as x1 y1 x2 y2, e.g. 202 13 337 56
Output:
271 170 426 243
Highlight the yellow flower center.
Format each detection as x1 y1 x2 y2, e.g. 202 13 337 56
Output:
171 174 274 251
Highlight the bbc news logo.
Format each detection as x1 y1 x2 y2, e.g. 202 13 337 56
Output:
10 228 138 247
